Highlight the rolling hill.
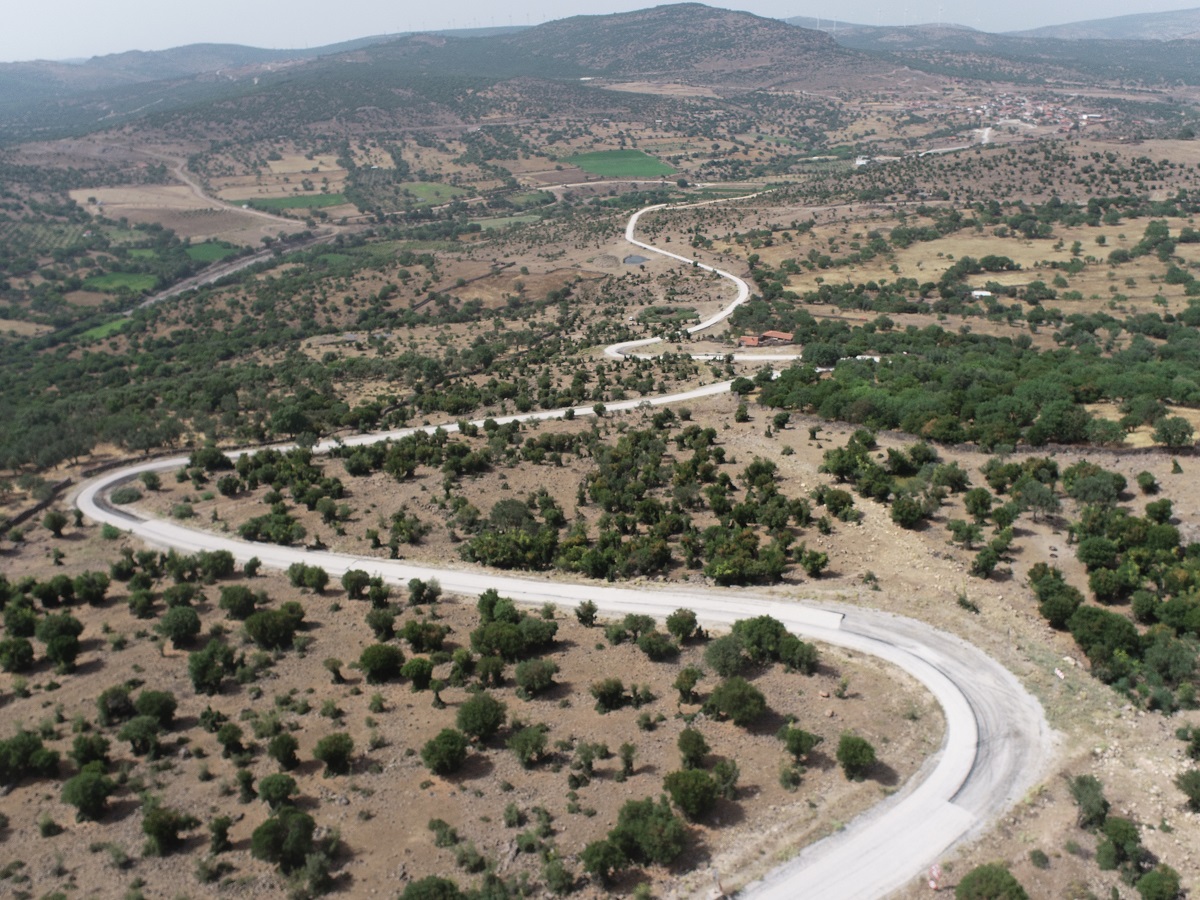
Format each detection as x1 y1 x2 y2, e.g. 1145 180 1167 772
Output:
1009 6 1200 41
0 4 876 144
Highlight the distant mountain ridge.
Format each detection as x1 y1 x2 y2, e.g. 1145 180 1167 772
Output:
0 26 526 109
497 3 854 82
1008 7 1200 41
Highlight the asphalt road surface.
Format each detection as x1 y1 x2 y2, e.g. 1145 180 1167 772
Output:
73 197 1055 898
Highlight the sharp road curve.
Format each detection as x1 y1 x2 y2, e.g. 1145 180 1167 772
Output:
74 195 1055 899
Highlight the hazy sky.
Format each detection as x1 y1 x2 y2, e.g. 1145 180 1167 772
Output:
7 1 1198 62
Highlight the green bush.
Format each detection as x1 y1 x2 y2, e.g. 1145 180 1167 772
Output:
678 728 709 769
0 638 34 673
508 725 548 768
61 766 115 821
1069 774 1109 828
313 733 354 776
663 768 718 820
954 863 1028 899
267 733 300 771
118 716 162 758
359 644 405 684
514 658 558 697
157 607 201 646
402 657 434 690
422 729 469 775
704 677 767 727
590 678 627 713
142 800 199 856
134 691 177 729
258 773 299 809
835 733 877 780
251 805 315 872
243 603 304 650
1137 865 1182 900
399 877 465 900
456 692 507 742
188 640 236 695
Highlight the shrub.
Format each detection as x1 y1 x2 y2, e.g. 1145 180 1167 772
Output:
543 856 575 896
1068 774 1109 828
1137 865 1182 900
134 691 177 729
35 613 83 670
704 634 746 677
61 767 115 821
110 486 143 505
609 796 686 866
218 585 260 620
422 729 469 775
69 733 110 769
258 773 299 810
665 608 699 642
780 727 822 761
157 607 201 646
142 800 199 856
1174 769 1200 812
359 644 405 684
678 728 709 769
244 605 303 650
313 733 354 776
189 640 236 695
216 723 244 758
456 692 507 743
673 666 702 703
954 863 1028 899
251 805 315 872
400 877 465 900
96 685 136 727
286 563 329 593
663 769 718 820
73 570 110 605
42 509 68 537
508 725 548 768
0 638 34 673
574 601 598 627
341 569 371 599
402 657 434 690
835 733 876 780
590 678 627 713
637 630 679 661
580 839 626 885
365 607 396 640
705 677 767 727
514 658 558 697
1097 816 1145 871
267 733 300 771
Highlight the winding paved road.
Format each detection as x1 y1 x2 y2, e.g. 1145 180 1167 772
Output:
73 196 1055 899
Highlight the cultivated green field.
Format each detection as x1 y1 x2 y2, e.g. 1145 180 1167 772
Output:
79 317 130 340
471 214 541 230
564 149 675 177
510 190 555 208
82 273 157 293
186 241 238 262
250 193 348 210
402 183 470 205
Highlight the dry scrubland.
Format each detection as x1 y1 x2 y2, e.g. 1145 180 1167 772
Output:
6 71 1200 897
0 502 940 898
115 380 1200 897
